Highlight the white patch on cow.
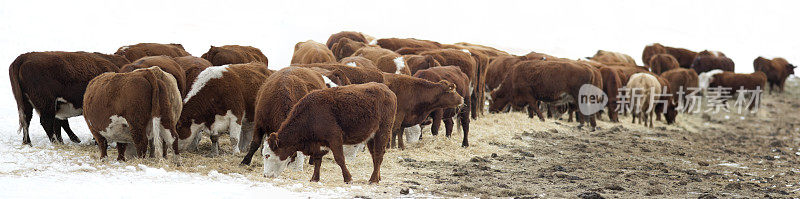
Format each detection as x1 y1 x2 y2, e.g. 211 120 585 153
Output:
54 98 82 120
98 115 132 143
148 117 175 159
288 152 305 171
461 49 471 55
343 131 374 161
345 62 357 67
262 141 290 178
321 75 338 88
120 45 130 51
369 39 377 45
698 69 725 91
393 56 406 74
210 110 242 154
404 125 422 144
184 65 229 103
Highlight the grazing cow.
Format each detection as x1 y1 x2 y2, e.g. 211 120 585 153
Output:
413 66 471 147
753 56 796 93
599 67 623 122
330 37 369 61
452 42 511 57
291 40 337 64
691 50 735 73
115 43 190 62
173 56 213 85
340 56 378 69
664 46 698 68
403 54 441 75
294 63 384 84
382 73 464 149
708 71 767 110
83 66 182 160
661 68 699 123
201 45 269 66
642 43 668 67
261 82 397 184
10 51 121 144
489 61 598 130
420 49 481 119
376 38 442 51
240 67 350 165
588 50 637 66
120 56 188 97
176 63 272 156
485 55 525 93
649 53 680 74
626 73 662 128
326 31 369 49
352 46 409 74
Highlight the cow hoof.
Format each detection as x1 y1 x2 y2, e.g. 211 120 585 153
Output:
461 143 469 148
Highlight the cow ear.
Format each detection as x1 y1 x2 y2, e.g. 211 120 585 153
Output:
268 132 279 151
438 80 456 92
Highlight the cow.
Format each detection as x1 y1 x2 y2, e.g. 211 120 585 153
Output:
485 55 525 93
420 49 481 119
120 56 188 97
340 56 378 69
403 54 441 75
89 52 131 68
83 66 182 160
753 56 796 93
376 38 442 51
291 40 337 64
691 50 734 73
599 67 623 122
240 66 351 165
626 73 662 128
489 61 598 130
326 31 369 49
173 56 213 85
10 51 121 145
642 43 668 67
649 53 680 74
664 46 698 69
452 42 511 57
352 46 409 74
708 71 767 111
330 37 369 61
382 73 464 149
588 50 637 67
261 82 397 184
413 66 471 147
395 47 439 55
660 68 699 124
175 63 273 156
115 43 191 62
201 45 269 66
524 51 560 61
293 63 384 84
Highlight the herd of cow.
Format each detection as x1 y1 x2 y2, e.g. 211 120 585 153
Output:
8 31 796 184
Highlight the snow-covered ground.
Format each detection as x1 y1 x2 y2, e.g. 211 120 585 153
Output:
0 0 798 198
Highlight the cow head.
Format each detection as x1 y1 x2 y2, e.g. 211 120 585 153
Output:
489 81 512 113
321 69 351 88
434 80 464 109
788 63 796 75
331 37 366 60
263 132 291 178
665 107 677 124
407 55 441 75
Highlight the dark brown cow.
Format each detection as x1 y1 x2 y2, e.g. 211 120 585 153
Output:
599 67 623 122
382 73 464 149
173 56 213 85
691 50 735 73
291 40 337 64
201 45 269 66
325 31 369 49
240 67 350 165
115 43 191 62
330 37 369 61
420 49 481 119
642 43 668 67
176 63 274 156
709 71 767 111
485 55 525 92
413 66 471 147
649 53 680 74
403 54 441 75
261 82 397 184
588 50 637 67
376 38 442 51
753 56 796 93
340 56 378 69
120 56 188 97
661 68 699 124
664 46 698 69
10 51 121 144
83 66 182 160
352 46 409 74
293 63 384 84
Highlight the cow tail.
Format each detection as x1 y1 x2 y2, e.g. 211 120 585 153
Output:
149 69 165 158
9 54 28 135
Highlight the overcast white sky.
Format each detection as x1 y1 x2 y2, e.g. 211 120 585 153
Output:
1 0 797 74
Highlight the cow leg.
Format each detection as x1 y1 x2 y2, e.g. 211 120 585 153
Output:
328 139 352 183
470 94 478 120
39 112 61 143
459 108 470 147
396 127 405 150
58 119 81 143
241 128 266 165
210 133 220 157
19 99 33 145
431 110 443 136
117 143 127 161
368 120 391 184
589 113 597 131
96 135 108 159
132 125 148 159
310 155 323 182
443 117 454 137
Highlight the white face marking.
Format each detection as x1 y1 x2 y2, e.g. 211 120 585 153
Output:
98 115 132 143
262 141 290 178
184 65 230 103
345 62 357 67
698 69 724 90
54 98 82 120
322 75 338 88
393 56 406 74
404 125 422 144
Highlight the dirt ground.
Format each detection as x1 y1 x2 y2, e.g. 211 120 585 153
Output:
49 77 800 198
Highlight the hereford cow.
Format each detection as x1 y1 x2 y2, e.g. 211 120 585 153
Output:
626 73 662 128
382 73 464 149
708 71 767 110
420 49 481 119
403 54 441 75
325 31 369 49
691 50 735 73
83 66 182 160
376 38 442 51
293 63 384 84
649 53 680 74
661 68 699 123
340 56 378 69
753 56 796 93
642 43 668 67
173 56 213 85
240 67 350 165
352 46 409 74
261 82 397 184
291 40 337 64
413 66 471 147
115 43 190 62
330 37 369 61
201 45 269 66
120 56 188 97
665 46 698 68
10 51 121 144
588 50 637 67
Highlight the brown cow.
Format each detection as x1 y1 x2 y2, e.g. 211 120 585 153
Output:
382 73 464 149
83 66 182 160
173 56 213 85
420 49 481 119
452 42 511 57
176 63 273 156
115 43 190 62
708 71 767 111
120 56 188 97
240 67 350 165
89 52 131 68
665 46 698 69
588 50 637 67
599 67 623 122
649 53 680 74
291 40 337 64
642 43 668 67
376 38 442 51
201 45 269 66
403 54 441 75
293 63 384 84
352 46 409 74
394 47 439 55
524 51 560 61
340 56 378 69
10 51 121 144
330 37 369 61
691 50 735 73
261 82 397 184
626 73 662 128
661 68 699 124
485 55 525 93
325 31 369 49
753 56 796 93
413 66 471 147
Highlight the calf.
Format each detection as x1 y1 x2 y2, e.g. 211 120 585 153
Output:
413 66 471 147
83 66 182 160
588 50 637 67
382 73 464 149
376 38 441 51
708 71 767 110
649 53 680 74
626 73 662 128
120 56 188 97
753 56 796 93
261 82 397 184
353 46 409 74
331 37 369 61
660 68 698 123
691 50 734 73
115 43 190 62
10 51 121 144
201 45 269 66
291 40 337 64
